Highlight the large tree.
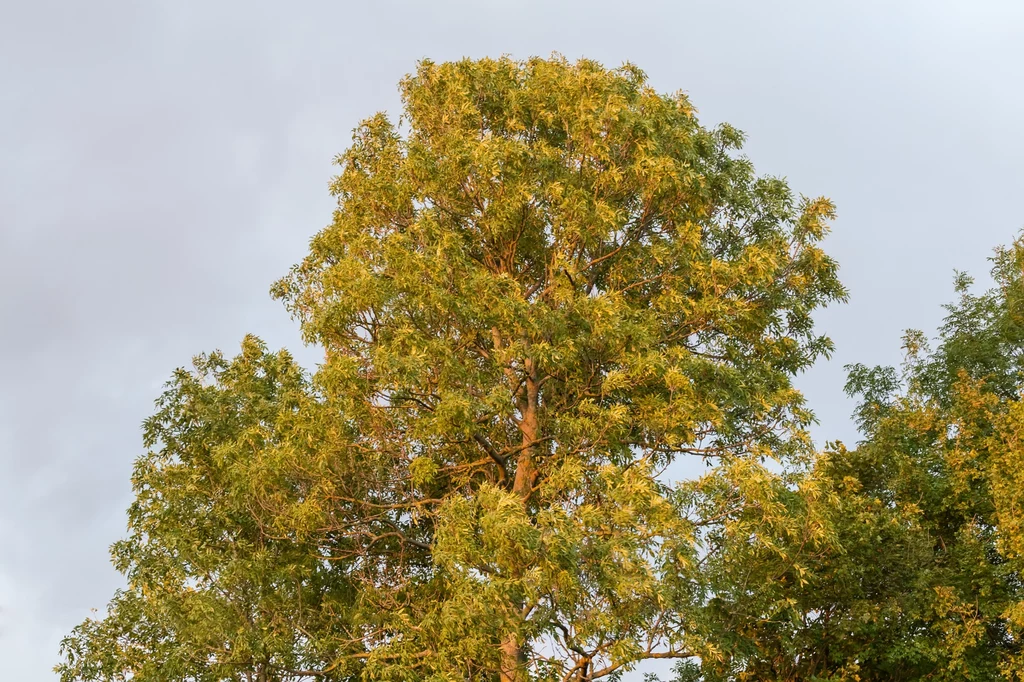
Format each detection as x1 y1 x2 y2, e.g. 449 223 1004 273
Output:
59 56 845 682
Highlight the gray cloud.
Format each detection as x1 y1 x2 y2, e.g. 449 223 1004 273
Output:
2 1 1023 678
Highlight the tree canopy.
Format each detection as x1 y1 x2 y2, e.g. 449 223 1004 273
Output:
682 240 1024 681
58 55 1024 682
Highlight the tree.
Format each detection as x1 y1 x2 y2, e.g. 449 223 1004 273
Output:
58 340 365 682
59 55 846 682
685 237 1024 681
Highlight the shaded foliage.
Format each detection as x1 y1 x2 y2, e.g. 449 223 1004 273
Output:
673 238 1024 680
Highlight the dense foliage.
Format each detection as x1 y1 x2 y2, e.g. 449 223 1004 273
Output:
57 56 1024 681
674 241 1024 681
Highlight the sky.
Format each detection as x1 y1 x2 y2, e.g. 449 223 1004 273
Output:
2 1 1024 679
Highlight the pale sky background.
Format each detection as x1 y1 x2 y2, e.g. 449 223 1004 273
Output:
2 1 1024 679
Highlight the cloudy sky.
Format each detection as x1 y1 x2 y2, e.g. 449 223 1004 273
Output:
2 1 1023 678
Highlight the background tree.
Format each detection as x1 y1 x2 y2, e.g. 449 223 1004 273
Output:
679 237 1024 681
58 339 365 682
59 55 845 682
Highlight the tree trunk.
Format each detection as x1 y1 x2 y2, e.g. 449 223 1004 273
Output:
500 633 526 682
513 358 540 500
502 358 539 681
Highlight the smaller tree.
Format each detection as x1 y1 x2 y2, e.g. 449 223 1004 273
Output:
687 236 1024 681
58 338 365 682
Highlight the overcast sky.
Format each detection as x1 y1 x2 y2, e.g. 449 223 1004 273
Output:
2 1 1024 679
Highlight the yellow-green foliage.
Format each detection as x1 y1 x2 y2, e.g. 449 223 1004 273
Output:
59 56 848 682
706 239 1024 681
